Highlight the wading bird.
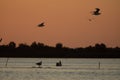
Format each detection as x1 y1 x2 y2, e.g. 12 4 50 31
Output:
36 61 42 68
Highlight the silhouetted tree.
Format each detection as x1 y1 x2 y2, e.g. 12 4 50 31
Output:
38 42 44 48
95 43 106 49
95 43 101 49
18 43 29 48
100 43 106 49
56 43 63 48
31 41 38 48
8 41 16 48
0 41 120 58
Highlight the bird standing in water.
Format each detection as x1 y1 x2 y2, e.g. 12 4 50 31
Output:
36 61 42 68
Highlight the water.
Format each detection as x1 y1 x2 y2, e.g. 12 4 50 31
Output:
0 58 120 80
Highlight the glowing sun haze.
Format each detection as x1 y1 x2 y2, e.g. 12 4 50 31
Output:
0 0 120 48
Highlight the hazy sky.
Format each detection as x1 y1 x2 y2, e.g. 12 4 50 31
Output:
0 0 120 48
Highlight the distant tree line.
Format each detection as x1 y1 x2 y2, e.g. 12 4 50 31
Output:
0 42 120 58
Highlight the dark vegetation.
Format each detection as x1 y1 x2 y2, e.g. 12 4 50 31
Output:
0 41 120 58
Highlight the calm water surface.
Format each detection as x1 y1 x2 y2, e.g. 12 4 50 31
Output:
0 58 120 80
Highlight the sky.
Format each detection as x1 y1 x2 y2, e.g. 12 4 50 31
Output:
0 0 120 48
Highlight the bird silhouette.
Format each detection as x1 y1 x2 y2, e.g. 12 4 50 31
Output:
38 22 45 27
36 61 42 68
92 8 101 16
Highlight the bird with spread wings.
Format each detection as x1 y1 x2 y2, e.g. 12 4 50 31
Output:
38 22 45 27
92 8 101 16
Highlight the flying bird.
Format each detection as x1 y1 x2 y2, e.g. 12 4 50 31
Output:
89 8 101 21
38 22 45 27
92 8 101 16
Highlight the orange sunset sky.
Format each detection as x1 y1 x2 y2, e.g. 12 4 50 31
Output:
0 0 120 48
